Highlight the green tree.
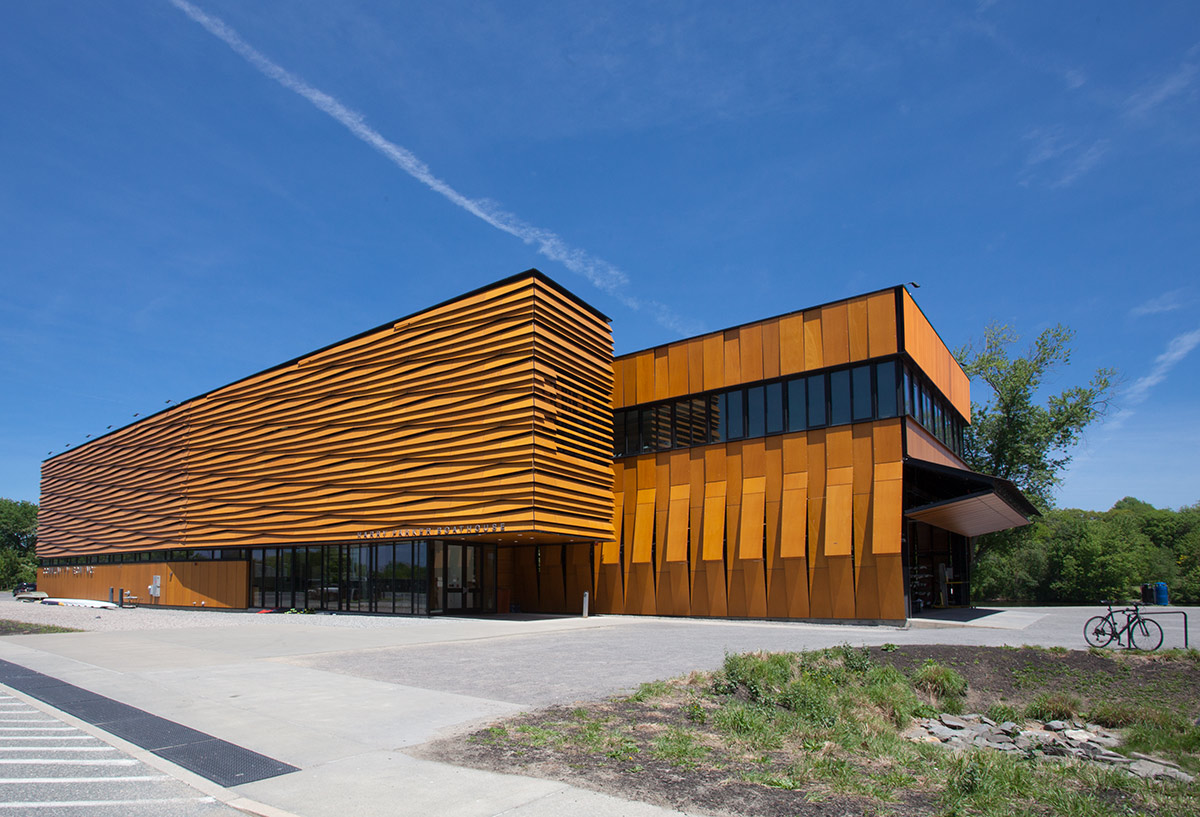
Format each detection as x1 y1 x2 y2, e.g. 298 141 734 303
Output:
956 324 1115 564
0 548 37 589
0 498 38 553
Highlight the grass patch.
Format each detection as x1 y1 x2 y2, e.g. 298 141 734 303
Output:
0 619 80 636
628 680 671 702
913 658 968 712
1024 692 1081 722
650 726 709 768
448 646 1200 817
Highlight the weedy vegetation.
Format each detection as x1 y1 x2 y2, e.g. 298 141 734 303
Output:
457 645 1200 817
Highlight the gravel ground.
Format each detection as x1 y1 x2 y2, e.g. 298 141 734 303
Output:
0 595 428 632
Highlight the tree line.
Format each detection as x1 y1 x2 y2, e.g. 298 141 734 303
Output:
0 498 38 589
974 498 1200 604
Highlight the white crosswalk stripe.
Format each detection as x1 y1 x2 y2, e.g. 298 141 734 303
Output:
0 689 247 815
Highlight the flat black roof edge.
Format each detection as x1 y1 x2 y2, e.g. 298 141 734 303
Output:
904 456 1041 520
44 268 608 464
616 284 906 360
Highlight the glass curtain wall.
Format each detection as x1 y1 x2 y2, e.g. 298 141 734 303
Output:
248 540 493 615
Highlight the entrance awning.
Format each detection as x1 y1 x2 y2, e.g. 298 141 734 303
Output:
904 458 1038 538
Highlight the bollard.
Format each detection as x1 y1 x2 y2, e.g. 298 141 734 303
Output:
582 590 589 618
118 589 124 607
109 587 114 604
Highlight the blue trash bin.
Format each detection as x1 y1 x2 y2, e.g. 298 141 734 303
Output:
1154 581 1169 606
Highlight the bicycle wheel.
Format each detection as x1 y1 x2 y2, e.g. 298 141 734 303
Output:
1130 617 1163 651
1084 615 1116 647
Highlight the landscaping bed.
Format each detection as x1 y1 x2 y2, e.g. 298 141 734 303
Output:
0 619 80 636
416 645 1200 817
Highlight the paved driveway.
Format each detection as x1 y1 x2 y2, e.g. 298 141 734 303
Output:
0 600 1194 817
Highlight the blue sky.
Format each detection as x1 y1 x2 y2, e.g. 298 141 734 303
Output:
2 1 1197 512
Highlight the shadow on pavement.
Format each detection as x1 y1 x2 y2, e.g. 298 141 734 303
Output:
911 607 1005 623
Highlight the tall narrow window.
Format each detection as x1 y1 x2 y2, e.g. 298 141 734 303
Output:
851 365 872 421
689 397 707 445
639 408 655 452
807 374 827 427
746 385 765 437
713 393 727 442
829 369 851 426
673 400 693 447
624 410 639 455
726 389 745 439
786 377 806 431
653 404 673 450
876 361 898 418
613 410 627 457
765 382 783 434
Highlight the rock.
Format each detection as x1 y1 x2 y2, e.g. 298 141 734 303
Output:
1063 729 1093 743
1130 751 1180 769
1161 767 1195 784
997 721 1019 736
981 716 996 726
1090 734 1120 748
1045 720 1067 732
928 723 959 741
939 714 968 729
1132 758 1171 777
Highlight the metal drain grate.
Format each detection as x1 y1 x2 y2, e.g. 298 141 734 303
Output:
0 658 298 786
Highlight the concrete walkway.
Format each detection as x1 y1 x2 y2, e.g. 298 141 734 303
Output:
1 600 1195 816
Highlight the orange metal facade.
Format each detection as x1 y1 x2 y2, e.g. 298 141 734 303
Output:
599 286 970 621
39 271 613 558
39 275 1011 620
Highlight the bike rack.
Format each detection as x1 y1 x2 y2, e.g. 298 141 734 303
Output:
1139 609 1190 649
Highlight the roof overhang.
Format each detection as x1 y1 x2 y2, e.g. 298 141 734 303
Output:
904 458 1038 538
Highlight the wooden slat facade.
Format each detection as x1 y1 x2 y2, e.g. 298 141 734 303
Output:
40 276 1004 620
39 271 613 605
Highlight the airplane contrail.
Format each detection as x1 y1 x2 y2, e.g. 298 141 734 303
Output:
168 0 691 334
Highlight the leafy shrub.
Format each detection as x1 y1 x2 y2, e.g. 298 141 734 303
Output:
779 677 837 727
838 643 873 674
684 700 707 725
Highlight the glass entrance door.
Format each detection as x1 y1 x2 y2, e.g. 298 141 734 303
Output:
438 542 495 615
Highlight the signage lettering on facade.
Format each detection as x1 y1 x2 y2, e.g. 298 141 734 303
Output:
355 522 506 540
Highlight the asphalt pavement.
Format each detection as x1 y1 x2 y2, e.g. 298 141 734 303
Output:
0 599 1195 817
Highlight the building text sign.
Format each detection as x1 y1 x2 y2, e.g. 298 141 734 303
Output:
356 522 506 540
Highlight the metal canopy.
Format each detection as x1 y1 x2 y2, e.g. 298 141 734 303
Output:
904 458 1038 538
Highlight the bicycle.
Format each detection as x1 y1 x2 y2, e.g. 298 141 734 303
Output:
1084 601 1163 651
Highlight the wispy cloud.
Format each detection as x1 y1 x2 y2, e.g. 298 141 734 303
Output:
1131 288 1189 317
1126 328 1200 405
1106 326 1200 431
168 0 694 334
1124 59 1199 119
1019 127 1108 188
1049 140 1108 188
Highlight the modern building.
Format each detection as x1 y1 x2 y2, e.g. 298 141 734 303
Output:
37 270 1034 621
